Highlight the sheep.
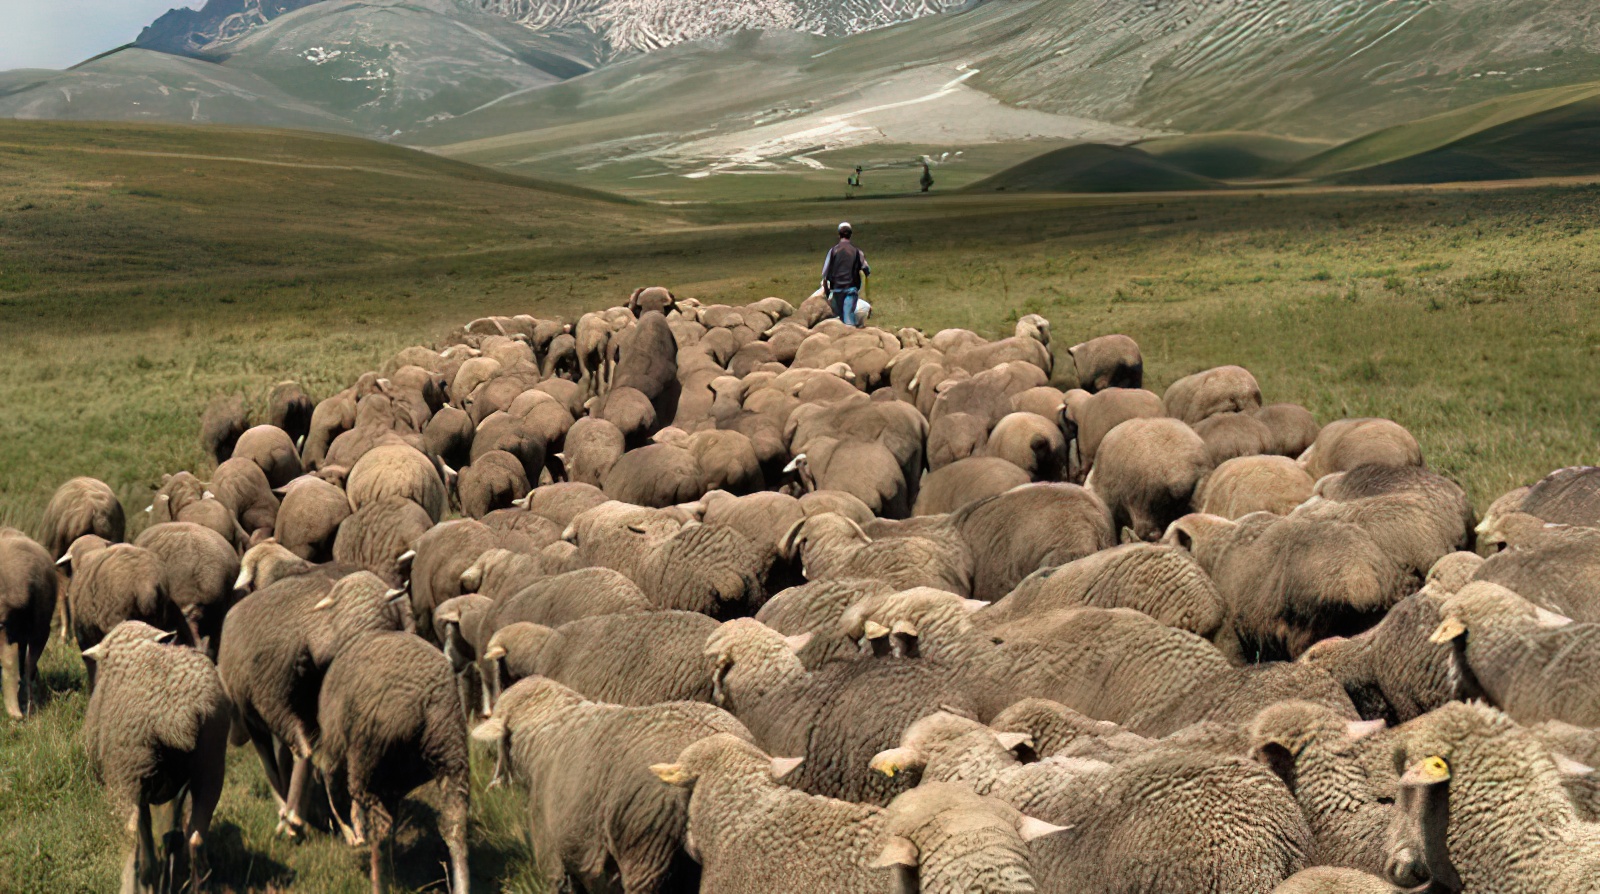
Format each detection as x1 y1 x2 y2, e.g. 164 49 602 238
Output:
132 521 239 660
985 412 1069 482
1293 463 1476 582
754 578 895 665
1166 513 1409 662
652 734 1059 894
272 474 351 561
1067 333 1142 392
407 519 502 644
1383 701 1600 893
217 571 409 837
779 512 970 595
1197 454 1315 518
926 411 990 470
988 699 1153 763
1256 404 1322 458
268 381 315 445
785 437 911 519
434 594 496 720
200 394 249 465
456 449 530 519
1298 418 1422 479
82 622 229 894
1248 700 1392 873
1087 417 1212 542
67 542 195 689
1062 387 1166 479
232 424 304 489
983 543 1225 639
1428 582 1600 727
842 591 1356 736
0 528 56 718
1477 467 1600 544
331 496 431 587
953 483 1116 602
41 476 126 559
1468 523 1600 622
913 457 1031 516
1194 411 1276 465
487 566 651 630
704 617 988 805
315 631 469 894
1298 591 1473 725
208 456 280 536
871 711 1311 894
1163 365 1263 425
474 677 754 892
697 490 805 554
631 522 773 618
486 610 723 706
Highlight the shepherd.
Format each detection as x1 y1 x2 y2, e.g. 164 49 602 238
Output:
822 222 870 327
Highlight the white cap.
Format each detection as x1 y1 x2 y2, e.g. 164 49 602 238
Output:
838 221 852 235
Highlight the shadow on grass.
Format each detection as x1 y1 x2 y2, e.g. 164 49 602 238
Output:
206 821 297 891
370 799 538 892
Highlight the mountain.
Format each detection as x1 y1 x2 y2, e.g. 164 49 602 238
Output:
475 0 976 58
137 0 327 56
0 49 352 131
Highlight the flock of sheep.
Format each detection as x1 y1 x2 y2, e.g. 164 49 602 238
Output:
5 283 1600 894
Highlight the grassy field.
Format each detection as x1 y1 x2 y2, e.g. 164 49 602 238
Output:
4 119 1600 891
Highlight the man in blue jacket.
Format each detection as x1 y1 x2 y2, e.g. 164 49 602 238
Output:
822 222 870 327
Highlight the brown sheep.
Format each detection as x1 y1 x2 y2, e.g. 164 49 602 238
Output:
1163 365 1263 425
1193 411 1275 465
986 411 1069 481
1061 387 1165 480
200 394 248 466
926 412 990 471
1067 333 1143 392
954 482 1116 602
913 457 1031 517
0 528 56 718
208 456 280 536
82 622 229 894
40 475 125 559
486 566 650 631
218 571 410 838
422 405 474 471
1088 417 1212 542
1256 403 1321 458
1299 418 1422 479
409 520 502 644
232 424 304 488
315 632 470 894
272 474 351 561
457 449 531 519
268 381 315 446
603 443 704 508
132 522 239 660
67 542 195 689
332 497 432 587
1197 455 1315 518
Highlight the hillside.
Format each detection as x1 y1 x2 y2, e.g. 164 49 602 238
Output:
964 143 1220 193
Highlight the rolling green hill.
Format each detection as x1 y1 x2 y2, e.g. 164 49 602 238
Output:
1136 133 1335 181
964 143 1221 193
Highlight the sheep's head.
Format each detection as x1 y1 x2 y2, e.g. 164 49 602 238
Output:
1015 313 1051 348
838 588 983 658
777 511 867 565
1474 486 1531 551
235 538 298 593
704 619 809 709
870 711 1030 781
1248 700 1386 792
1429 581 1572 646
307 571 410 662
872 783 1067 891
651 733 802 792
781 453 817 495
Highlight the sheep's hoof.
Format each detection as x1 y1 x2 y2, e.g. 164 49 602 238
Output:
275 814 306 840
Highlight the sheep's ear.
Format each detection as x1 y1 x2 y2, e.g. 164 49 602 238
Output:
1346 719 1387 741
156 630 179 646
56 554 72 569
313 594 337 611
869 747 920 777
1534 607 1574 628
778 517 808 559
782 632 813 653
862 620 891 641
1428 617 1467 644
1555 754 1595 777
890 619 919 638
844 516 873 543
1120 526 1139 545
651 762 693 786
870 836 920 869
781 453 807 474
396 549 417 573
770 756 804 779
471 717 505 744
626 524 647 535
1017 816 1071 842
994 731 1033 753
959 599 987 613
384 588 408 604
81 642 105 662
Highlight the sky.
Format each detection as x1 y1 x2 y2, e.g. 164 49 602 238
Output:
0 0 203 71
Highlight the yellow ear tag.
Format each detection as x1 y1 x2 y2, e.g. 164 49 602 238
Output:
1421 755 1451 782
